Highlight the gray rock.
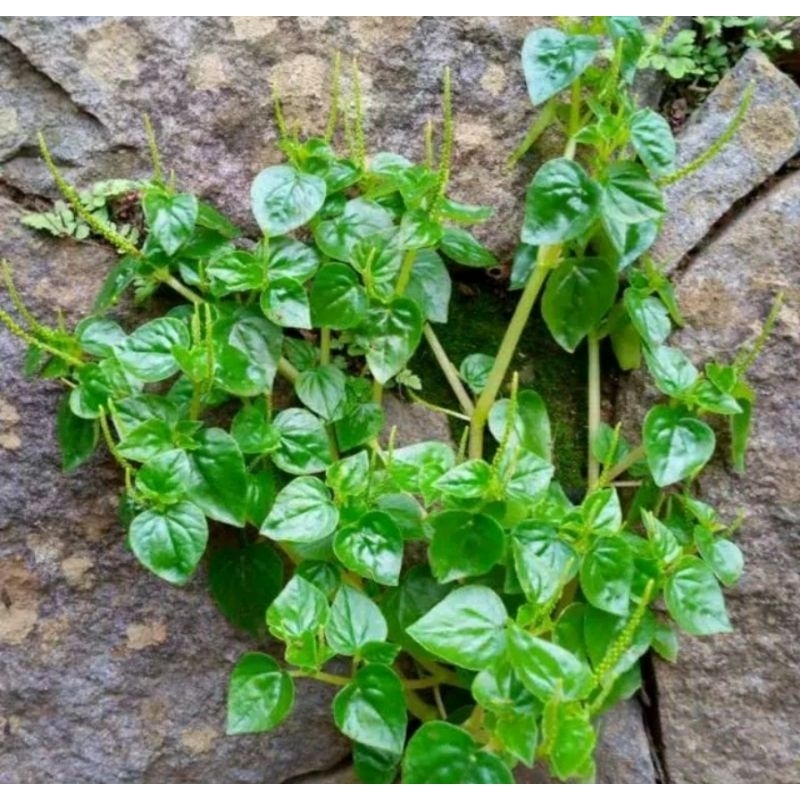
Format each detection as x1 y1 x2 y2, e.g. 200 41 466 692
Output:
652 49 800 273
618 171 800 783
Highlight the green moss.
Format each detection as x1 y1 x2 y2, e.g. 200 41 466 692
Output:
409 282 587 491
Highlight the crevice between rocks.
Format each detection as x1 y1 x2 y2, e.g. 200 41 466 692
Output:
640 654 670 784
671 154 800 280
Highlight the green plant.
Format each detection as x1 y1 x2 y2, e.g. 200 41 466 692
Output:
641 16 795 89
1 17 772 783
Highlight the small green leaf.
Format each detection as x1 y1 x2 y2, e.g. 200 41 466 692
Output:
402 722 513 783
143 191 198 256
309 263 368 330
326 450 370 498
206 250 264 295
209 542 283 635
406 586 507 670
625 291 671 346
665 556 732 635
507 622 594 702
388 441 455 497
512 522 577 606
333 511 403 586
226 653 294 734
75 317 126 358
186 427 248 527
546 701 596 781
265 236 321 283
439 227 496 267
335 402 384 451
314 198 394 262
260 476 339 543
260 277 312 329
433 461 494 500
395 210 443 250
129 501 208 585
358 298 423 384
630 108 676 177
325 585 388 656
695 529 744 587
353 743 400 784
644 406 715 487
375 494 425 540
542 257 617 352
652 621 679 663
522 28 599 105
522 159 601 246
266 575 329 640
116 418 175 462
333 665 407 756
428 511 505 583
272 408 332 475
580 537 633 616
251 165 326 236
230 400 280 454
135 449 192 504
439 197 493 225
600 162 664 224
644 344 698 398
488 389 552 460
296 365 347 421
405 249 452 324
117 317 190 382
56 396 99 472
459 353 494 394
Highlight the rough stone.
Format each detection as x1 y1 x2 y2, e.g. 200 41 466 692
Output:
652 49 800 273
618 170 800 783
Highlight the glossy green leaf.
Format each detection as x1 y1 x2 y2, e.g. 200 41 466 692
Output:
488 389 552 460
433 461 494 500
333 665 407 756
315 198 394 262
644 344 698 398
296 561 341 599
601 162 664 224
507 622 594 702
186 427 247 527
665 556 732 635
580 537 633 616
407 586 507 670
326 450 370 498
117 318 190 382
309 263 368 329
209 541 283 635
625 291 671 346
522 28 599 105
266 236 321 283
197 201 241 238
353 743 400 784
358 298 423 384
213 308 282 396
75 317 126 358
428 511 505 583
405 249 451 324
607 16 644 83
93 255 137 312
388 441 455 496
143 191 198 256
402 721 513 784
498 450 554 505
652 620 679 663
439 227 496 267
261 476 338 543
512 522 577 606
459 353 494 394
604 218 659 269
375 494 425 540
135 449 192 504
630 108 676 177
250 165 326 236
335 402 384 451
116 418 175 462
272 408 332 475
260 277 311 329
325 585 388 656
581 488 622 535
226 652 294 734
644 406 715 487
522 159 601 246
695 529 744 587
439 197 493 225
296 365 347 421
546 702 596 781
230 400 280 454
333 511 403 586
266 575 329 640
206 250 264 295
129 501 208 585
510 243 538 290
56 396 99 472
642 510 682 565
395 210 443 250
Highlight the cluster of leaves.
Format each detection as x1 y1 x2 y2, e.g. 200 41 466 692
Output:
22 178 141 244
0 17 763 784
641 16 795 88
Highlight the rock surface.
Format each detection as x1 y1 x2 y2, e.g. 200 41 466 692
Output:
624 169 800 784
652 49 800 273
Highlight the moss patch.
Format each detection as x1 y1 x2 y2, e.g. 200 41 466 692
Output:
408 281 587 492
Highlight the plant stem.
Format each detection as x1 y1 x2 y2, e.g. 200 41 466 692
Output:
404 688 439 722
278 356 299 385
407 390 470 422
423 323 474 416
596 443 646 488
507 100 556 170
587 331 601 490
395 249 417 297
289 670 349 687
320 326 332 366
468 245 558 459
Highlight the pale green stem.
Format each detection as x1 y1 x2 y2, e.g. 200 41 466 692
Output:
278 357 299 385
468 245 558 459
423 323 474 417
394 249 417 297
320 327 332 366
597 443 647 489
507 100 557 170
587 331 601 490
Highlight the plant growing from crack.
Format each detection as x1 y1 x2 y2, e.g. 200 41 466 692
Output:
0 17 776 783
